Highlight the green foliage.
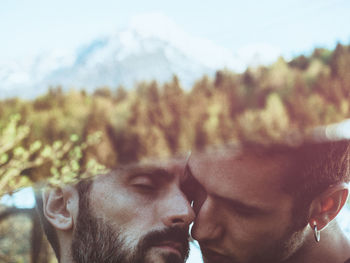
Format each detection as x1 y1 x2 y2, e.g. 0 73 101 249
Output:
0 114 107 196
0 40 350 263
237 93 291 144
0 42 350 194
289 55 309 70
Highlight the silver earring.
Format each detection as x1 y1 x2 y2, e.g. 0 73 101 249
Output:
313 222 320 242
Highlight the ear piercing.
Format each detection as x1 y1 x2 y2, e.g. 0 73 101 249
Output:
313 221 320 242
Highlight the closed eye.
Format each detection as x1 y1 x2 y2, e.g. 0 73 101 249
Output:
133 183 155 191
131 176 157 192
125 166 175 195
215 195 268 217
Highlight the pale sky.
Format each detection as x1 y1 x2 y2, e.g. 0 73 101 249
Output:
1 0 350 62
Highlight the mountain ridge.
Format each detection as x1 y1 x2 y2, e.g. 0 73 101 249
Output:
0 14 281 99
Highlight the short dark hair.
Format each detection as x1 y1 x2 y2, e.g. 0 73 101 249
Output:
282 140 350 204
238 139 350 229
243 139 350 203
198 139 350 203
35 179 93 262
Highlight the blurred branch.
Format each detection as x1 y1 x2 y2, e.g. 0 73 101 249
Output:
0 114 107 196
0 207 34 221
0 114 29 154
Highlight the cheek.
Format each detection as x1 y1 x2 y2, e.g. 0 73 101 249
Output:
90 185 157 228
89 188 162 250
224 211 293 247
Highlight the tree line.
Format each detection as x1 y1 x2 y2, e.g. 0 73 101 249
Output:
0 42 350 262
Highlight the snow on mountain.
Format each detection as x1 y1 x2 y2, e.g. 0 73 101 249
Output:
0 13 281 99
40 29 214 93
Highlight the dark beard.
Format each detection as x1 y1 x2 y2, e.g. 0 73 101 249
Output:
200 200 310 263
71 181 190 263
71 211 128 263
200 220 308 263
133 227 190 263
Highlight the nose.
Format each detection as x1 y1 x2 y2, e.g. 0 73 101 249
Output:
191 198 224 242
162 189 195 228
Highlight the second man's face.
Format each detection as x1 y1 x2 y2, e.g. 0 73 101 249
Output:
188 150 310 263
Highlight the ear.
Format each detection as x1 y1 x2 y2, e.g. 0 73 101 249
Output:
42 186 79 231
308 183 349 231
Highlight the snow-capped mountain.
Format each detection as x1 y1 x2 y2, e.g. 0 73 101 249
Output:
0 31 214 98
40 29 215 93
0 13 281 99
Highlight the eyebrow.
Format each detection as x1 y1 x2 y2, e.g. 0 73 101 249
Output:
184 162 272 215
123 166 175 182
213 194 272 215
184 161 272 215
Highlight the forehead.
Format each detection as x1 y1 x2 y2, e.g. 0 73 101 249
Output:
189 150 293 204
96 156 189 183
142 157 188 175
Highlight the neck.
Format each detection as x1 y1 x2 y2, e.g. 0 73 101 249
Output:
285 221 350 263
57 232 74 263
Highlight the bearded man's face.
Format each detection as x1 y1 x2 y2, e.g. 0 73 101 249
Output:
71 161 194 263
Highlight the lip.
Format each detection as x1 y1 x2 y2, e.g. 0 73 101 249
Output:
154 241 183 257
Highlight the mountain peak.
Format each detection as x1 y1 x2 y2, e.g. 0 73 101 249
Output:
0 14 281 99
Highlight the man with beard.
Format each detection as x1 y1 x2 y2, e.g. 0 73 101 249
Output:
187 139 350 263
36 157 195 263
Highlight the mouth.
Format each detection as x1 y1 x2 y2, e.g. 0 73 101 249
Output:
154 241 183 257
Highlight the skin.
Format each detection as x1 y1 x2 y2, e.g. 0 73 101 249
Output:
43 158 195 263
188 149 350 263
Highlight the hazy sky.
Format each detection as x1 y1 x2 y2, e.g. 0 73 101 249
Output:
1 0 350 62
